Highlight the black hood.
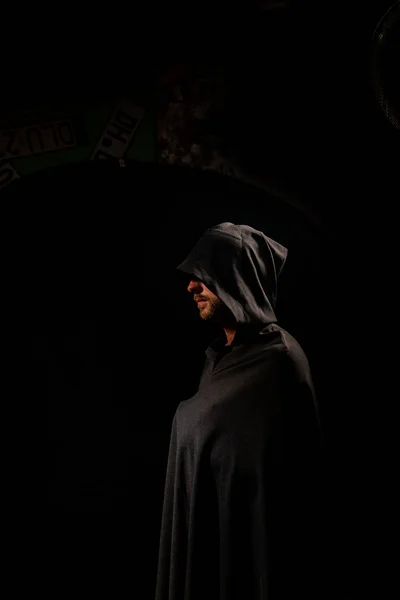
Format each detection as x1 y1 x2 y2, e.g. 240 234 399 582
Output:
177 222 288 326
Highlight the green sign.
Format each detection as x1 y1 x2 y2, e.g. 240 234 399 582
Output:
0 94 156 188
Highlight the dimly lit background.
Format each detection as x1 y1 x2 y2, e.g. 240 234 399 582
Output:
5 0 398 597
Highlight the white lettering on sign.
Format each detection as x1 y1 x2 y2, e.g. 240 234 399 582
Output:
0 162 20 190
0 120 76 161
91 98 144 160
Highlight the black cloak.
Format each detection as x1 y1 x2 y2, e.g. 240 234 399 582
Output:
155 223 324 600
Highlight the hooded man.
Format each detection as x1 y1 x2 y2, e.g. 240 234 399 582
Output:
155 223 325 600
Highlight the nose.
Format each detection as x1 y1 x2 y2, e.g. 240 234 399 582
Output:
187 279 203 294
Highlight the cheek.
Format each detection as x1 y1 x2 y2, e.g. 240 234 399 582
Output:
208 298 219 313
212 296 222 308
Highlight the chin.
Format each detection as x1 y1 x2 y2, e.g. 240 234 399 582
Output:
199 308 212 321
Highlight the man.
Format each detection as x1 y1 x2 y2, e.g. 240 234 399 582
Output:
155 222 325 600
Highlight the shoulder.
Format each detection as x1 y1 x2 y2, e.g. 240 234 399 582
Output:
258 324 312 380
257 323 303 354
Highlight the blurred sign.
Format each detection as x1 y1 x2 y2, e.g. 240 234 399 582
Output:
0 119 77 161
91 98 144 160
0 162 19 190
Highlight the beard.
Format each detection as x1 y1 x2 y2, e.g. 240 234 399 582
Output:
198 296 221 320
198 297 234 325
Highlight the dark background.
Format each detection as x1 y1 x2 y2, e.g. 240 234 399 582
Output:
5 0 398 597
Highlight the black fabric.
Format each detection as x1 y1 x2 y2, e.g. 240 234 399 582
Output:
155 223 325 600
